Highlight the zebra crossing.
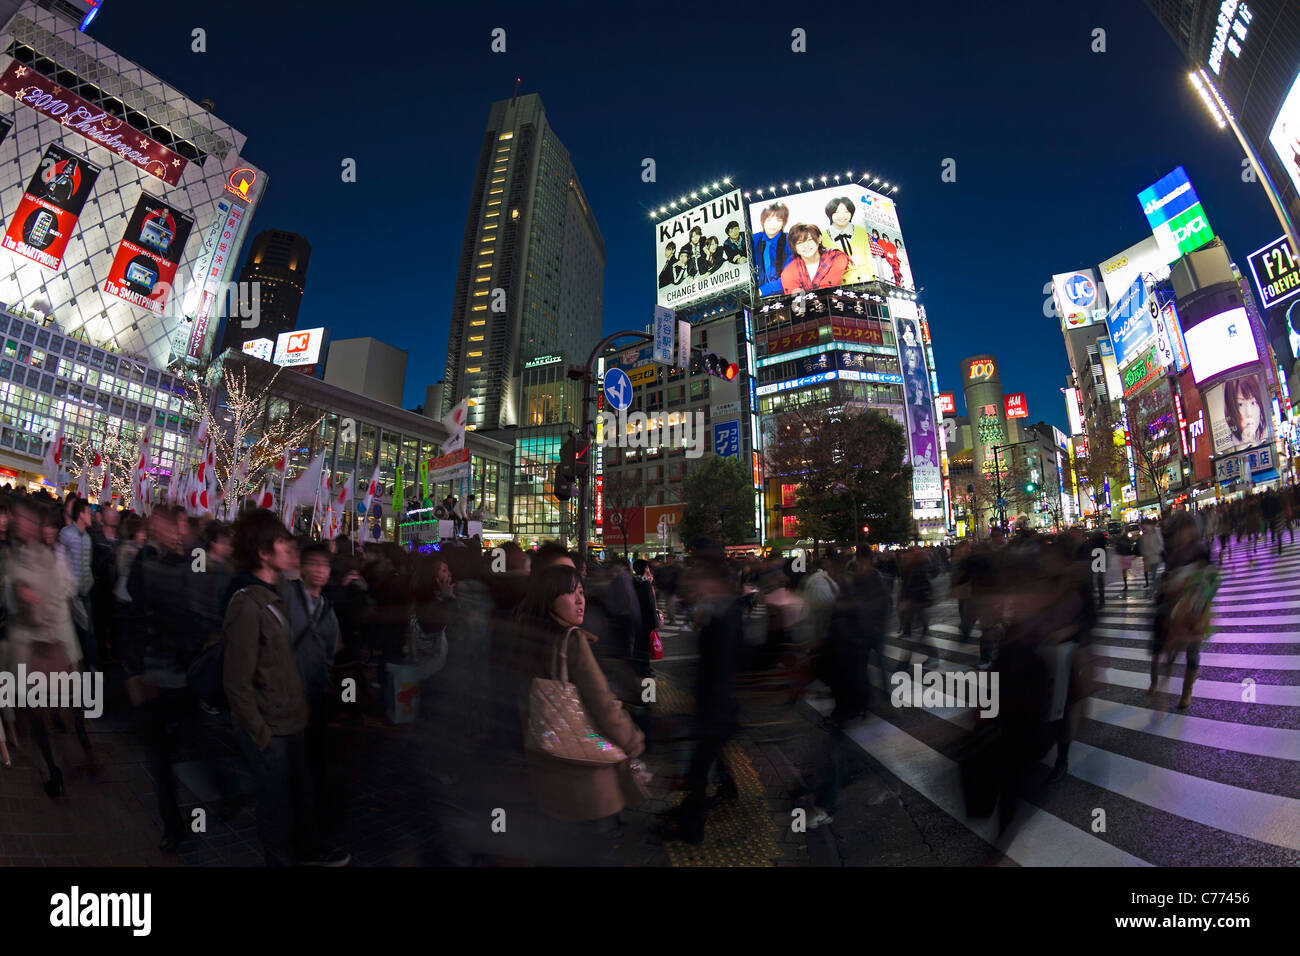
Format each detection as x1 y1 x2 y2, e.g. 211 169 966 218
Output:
839 545 1300 865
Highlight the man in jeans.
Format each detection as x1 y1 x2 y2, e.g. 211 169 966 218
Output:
58 498 96 671
222 509 348 867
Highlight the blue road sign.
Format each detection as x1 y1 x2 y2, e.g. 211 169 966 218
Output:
603 366 633 411
713 420 740 460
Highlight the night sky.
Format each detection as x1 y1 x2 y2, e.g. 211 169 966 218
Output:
92 0 1279 429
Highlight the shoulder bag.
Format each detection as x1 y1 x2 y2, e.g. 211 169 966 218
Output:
525 627 627 767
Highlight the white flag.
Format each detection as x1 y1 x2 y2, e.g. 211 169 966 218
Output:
283 450 326 522
42 421 65 487
440 398 470 454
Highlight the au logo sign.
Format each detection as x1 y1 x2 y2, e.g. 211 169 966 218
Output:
968 359 996 380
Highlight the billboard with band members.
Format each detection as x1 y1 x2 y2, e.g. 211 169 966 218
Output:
1204 370 1274 456
2 144 101 271
654 189 750 309
748 183 914 298
103 194 195 315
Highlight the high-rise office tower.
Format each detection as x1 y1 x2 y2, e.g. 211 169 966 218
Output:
222 229 310 351
443 92 605 430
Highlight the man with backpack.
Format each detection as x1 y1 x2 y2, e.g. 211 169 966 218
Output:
221 509 348 867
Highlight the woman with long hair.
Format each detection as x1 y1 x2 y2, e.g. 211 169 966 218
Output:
4 500 87 796
1224 376 1267 446
518 564 645 864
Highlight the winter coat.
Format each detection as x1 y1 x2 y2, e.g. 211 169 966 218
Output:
4 541 81 672
521 624 645 822
221 579 309 750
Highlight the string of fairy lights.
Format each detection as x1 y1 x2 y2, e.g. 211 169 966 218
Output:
644 172 900 221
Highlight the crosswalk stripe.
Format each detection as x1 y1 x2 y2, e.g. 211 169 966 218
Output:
1081 696 1300 761
1044 741 1300 853
810 544 1300 863
1096 666 1300 705
809 698 1150 866
1094 627 1300 644
1086 644 1300 671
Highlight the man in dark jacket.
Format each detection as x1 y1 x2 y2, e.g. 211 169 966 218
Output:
222 509 348 867
128 505 200 851
284 542 342 841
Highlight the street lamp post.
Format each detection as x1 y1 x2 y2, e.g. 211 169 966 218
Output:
570 329 654 565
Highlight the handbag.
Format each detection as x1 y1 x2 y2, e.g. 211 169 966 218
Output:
650 630 663 661
407 610 448 680
525 628 627 767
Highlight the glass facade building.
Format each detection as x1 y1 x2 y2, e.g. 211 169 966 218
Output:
0 302 197 494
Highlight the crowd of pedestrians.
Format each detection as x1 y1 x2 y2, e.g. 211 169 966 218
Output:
0 481 1294 865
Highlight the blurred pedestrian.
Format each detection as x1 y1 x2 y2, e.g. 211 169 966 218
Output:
221 509 349 867
518 564 646 864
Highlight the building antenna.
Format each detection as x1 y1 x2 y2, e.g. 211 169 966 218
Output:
512 77 521 103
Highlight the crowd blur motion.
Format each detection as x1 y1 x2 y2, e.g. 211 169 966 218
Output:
0 483 1295 865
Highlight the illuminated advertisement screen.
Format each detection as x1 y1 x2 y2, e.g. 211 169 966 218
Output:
1104 276 1155 368
1064 387 1083 435
1205 370 1273 455
893 301 940 505
1184 307 1259 383
274 328 326 368
1098 337 1124 399
1268 69 1300 200
1098 236 1170 302
655 189 750 309
1052 269 1107 330
1122 344 1162 398
781 349 901 380
1 144 101 270
1246 234 1300 313
749 183 914 297
241 337 274 361
1137 166 1214 260
102 194 195 315
1004 393 1028 419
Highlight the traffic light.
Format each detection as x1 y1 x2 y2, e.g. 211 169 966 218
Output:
696 348 739 381
555 434 578 502
1023 481 1038 494
861 524 870 534
554 430 591 502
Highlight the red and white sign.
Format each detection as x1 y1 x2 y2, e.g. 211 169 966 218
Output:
186 200 247 363
2 144 100 270
274 328 325 368
425 447 470 484
595 475 603 529
1005 393 1028 419
936 393 955 415
0 62 187 185
103 195 195 315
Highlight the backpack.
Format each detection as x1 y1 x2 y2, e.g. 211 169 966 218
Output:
187 638 227 711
